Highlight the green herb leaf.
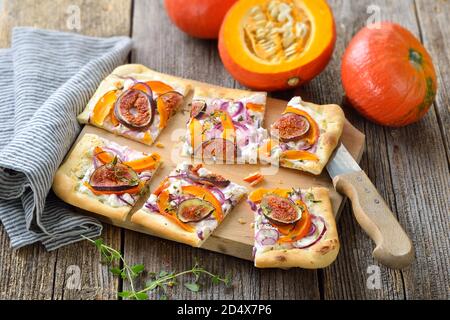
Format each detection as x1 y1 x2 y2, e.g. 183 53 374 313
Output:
184 282 200 292
145 280 159 291
94 238 104 250
118 291 133 298
110 267 122 276
134 292 149 300
159 270 169 278
211 275 220 285
84 236 230 300
131 264 145 275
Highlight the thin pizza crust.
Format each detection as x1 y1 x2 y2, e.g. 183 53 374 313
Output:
53 133 161 221
193 85 267 106
254 187 340 269
53 134 133 220
132 163 248 248
131 209 203 247
78 64 192 145
276 98 345 175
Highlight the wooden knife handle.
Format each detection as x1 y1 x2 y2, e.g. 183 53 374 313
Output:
333 171 414 269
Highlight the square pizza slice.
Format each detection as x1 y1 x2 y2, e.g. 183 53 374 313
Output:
260 96 345 175
132 162 248 247
247 187 340 269
53 133 162 219
182 86 267 164
78 64 191 145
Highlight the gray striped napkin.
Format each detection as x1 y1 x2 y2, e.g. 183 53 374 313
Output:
0 27 132 250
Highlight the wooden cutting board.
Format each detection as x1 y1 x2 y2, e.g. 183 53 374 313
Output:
72 91 365 261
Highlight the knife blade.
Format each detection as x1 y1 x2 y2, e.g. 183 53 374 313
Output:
327 144 414 269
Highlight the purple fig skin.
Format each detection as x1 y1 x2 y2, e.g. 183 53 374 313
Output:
190 100 207 119
89 163 139 192
114 89 155 130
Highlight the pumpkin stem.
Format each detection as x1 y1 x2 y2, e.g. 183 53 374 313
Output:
409 48 423 67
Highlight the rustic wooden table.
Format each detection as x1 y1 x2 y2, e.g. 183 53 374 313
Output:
0 0 448 300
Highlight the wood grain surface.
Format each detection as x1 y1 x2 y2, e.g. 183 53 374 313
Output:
0 0 132 300
0 0 448 300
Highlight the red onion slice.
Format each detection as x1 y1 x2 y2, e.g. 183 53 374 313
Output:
255 227 279 246
118 195 134 207
293 216 327 249
229 101 244 118
247 200 257 211
112 75 138 83
209 187 226 204
145 202 159 213
139 172 153 180
102 146 126 162
131 81 153 99
167 173 196 185
93 156 102 169
232 121 249 132
220 101 229 112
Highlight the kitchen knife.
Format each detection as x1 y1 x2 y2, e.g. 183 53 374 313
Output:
327 144 414 269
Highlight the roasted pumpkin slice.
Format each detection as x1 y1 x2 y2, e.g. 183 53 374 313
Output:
219 0 336 91
156 91 184 129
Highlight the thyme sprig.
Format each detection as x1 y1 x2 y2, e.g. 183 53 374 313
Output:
83 236 231 300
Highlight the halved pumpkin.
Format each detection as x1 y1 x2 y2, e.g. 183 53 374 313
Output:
218 0 336 91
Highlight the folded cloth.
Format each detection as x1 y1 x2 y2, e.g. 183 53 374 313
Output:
0 27 132 250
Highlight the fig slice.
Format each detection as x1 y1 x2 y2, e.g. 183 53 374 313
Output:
190 99 207 119
186 167 231 188
271 113 310 142
158 91 184 118
196 173 230 188
177 198 215 223
89 159 140 192
114 89 155 130
201 138 237 162
260 194 303 225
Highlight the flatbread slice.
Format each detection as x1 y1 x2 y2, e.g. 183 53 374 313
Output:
53 133 161 220
78 64 192 145
248 187 340 269
132 162 248 247
260 96 345 175
181 86 267 164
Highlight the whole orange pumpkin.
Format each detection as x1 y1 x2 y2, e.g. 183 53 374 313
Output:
341 22 437 127
164 0 237 39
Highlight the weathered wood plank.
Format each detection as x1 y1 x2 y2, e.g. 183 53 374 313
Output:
389 0 450 299
0 0 132 48
0 0 132 300
322 0 450 299
316 0 419 299
0 226 56 299
415 0 450 164
125 0 321 299
52 225 122 300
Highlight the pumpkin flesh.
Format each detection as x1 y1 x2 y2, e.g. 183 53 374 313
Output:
219 0 335 91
